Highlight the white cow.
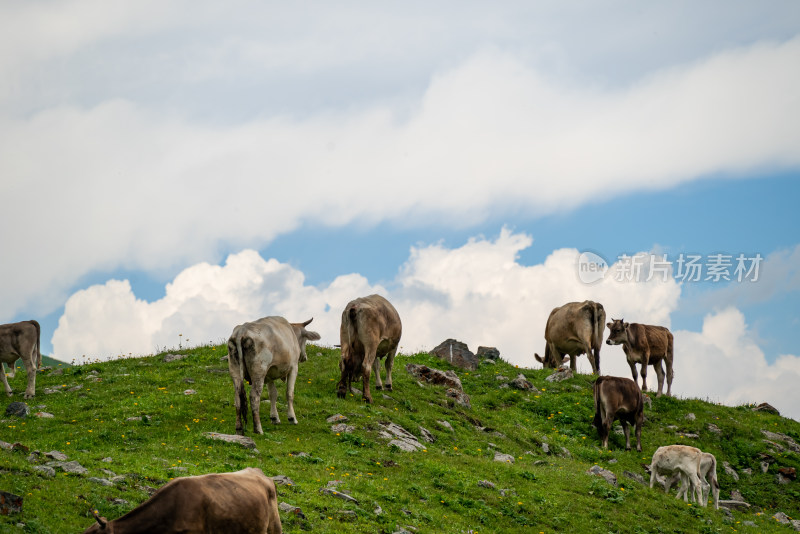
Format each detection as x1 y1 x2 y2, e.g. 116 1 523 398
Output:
668 451 720 509
227 317 320 434
649 445 706 507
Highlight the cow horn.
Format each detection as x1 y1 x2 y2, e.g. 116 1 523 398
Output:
301 318 313 327
91 509 107 527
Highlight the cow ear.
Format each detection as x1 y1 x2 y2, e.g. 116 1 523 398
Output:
606 322 613 328
304 330 321 342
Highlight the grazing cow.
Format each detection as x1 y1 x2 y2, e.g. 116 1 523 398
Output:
0 320 42 399
606 319 674 397
534 301 605 374
592 375 643 452
336 294 402 404
649 445 708 507
666 451 720 509
228 317 320 434
84 467 282 533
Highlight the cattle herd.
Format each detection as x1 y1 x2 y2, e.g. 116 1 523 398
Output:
0 296 724 532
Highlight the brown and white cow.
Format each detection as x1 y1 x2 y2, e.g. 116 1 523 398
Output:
535 301 605 374
0 320 42 399
668 450 720 509
592 375 643 452
84 467 282 533
228 317 320 434
337 294 402 404
606 319 674 397
649 445 709 507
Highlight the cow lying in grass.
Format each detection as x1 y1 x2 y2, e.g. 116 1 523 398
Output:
84 468 281 533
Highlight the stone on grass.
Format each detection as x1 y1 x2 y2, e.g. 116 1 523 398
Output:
752 402 780 415
47 460 89 475
279 502 306 519
45 451 68 461
546 367 573 382
34 412 54 419
88 477 114 487
707 423 722 434
685 413 696 421
723 462 739 481
202 432 257 449
326 414 348 424
587 465 617 486
762 430 800 453
478 480 496 489
437 420 454 432
476 346 500 360
0 490 22 514
320 487 359 504
719 500 750 511
510 374 537 392
430 339 479 370
183 389 196 395
405 364 463 390
32 465 55 478
331 424 355 434
446 388 471 409
101 457 113 463
493 452 515 464
163 353 187 363
272 475 295 486
5 402 29 418
623 471 645 484
419 426 436 443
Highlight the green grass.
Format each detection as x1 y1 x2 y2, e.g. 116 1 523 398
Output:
1 345 799 533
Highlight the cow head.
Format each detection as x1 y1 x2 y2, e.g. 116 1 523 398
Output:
337 343 365 398
605 318 629 345
82 509 109 533
290 318 321 363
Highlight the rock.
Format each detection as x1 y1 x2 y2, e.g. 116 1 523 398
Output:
476 346 500 360
32 465 55 478
510 374 538 392
761 461 770 474
202 432 257 449
326 414 348 424
279 502 306 519
389 440 422 452
730 490 745 501
101 457 113 463
623 471 645 484
762 430 800 453
778 467 796 480
446 388 471 409
183 377 195 384
545 367 573 382
380 423 425 451
373 505 383 515
685 413 696 421
0 440 11 450
88 477 114 487
319 487 359 504
43 387 62 395
5 402 29 418
419 426 436 443
719 500 750 510
559 447 572 458
163 353 187 363
642 395 652 409
707 423 721 434
47 460 89 475
51 368 64 376
752 402 780 415
338 510 358 521
541 443 550 455
743 521 757 528
495 375 509 381
34 412 54 418
45 451 68 461
587 465 617 486
331 424 355 434
126 416 142 422
681 433 700 439
773 512 792 525
478 480 496 489
437 420 454 432
272 475 295 486
405 364 463 390
183 389 196 395
481 359 496 365
11 443 29 453
741 468 752 476
100 469 116 477
493 452 515 464
723 462 739 481
67 384 83 392
112 499 129 506
0 490 22 514
430 339 479 370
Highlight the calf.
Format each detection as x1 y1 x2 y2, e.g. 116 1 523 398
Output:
228 317 320 434
592 375 643 451
667 451 720 509
84 467 281 533
0 320 41 399
649 445 706 507
337 294 402 404
606 319 674 397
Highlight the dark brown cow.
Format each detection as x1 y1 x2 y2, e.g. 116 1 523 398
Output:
534 301 605 374
606 319 674 397
592 375 643 451
337 294 402 404
0 320 41 399
84 467 282 533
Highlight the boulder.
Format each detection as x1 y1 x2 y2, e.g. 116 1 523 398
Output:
406 364 463 390
446 388 471 409
5 402 29 418
0 490 22 515
752 402 780 415
762 430 800 453
419 426 436 443
476 346 500 360
510 374 537 392
430 339 479 370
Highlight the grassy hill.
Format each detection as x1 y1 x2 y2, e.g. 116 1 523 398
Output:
1 345 798 533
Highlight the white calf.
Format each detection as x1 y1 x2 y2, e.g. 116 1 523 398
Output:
649 445 705 506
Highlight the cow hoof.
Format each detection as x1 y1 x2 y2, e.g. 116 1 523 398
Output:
255 428 264 435
376 384 383 391
270 417 280 424
235 428 245 436
626 446 632 451
385 384 393 391
363 397 373 404
24 394 34 399
337 390 346 399
4 392 11 397
288 417 297 424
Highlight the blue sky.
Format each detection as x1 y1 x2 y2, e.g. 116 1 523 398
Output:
1 2 799 417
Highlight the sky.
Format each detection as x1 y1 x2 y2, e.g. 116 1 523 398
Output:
1 2 799 419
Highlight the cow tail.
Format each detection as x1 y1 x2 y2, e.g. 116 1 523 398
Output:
591 377 603 429
666 331 675 383
592 304 605 373
30 320 42 369
234 334 248 428
345 305 359 388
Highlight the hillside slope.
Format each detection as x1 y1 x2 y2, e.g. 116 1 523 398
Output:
1 345 799 533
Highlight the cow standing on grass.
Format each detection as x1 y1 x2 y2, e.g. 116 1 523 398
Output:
84 467 282 533
592 375 643 452
606 319 674 397
0 320 42 399
666 450 720 509
649 445 715 508
535 301 605 375
337 294 402 404
228 317 320 434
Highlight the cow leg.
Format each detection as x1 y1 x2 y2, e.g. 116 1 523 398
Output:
250 377 266 434
687 470 704 506
634 419 642 452
653 360 665 398
384 349 396 391
232 376 247 435
621 419 631 451
640 350 650 392
22 355 36 399
265 380 278 428
3 361 16 380
665 358 674 397
628 360 638 387
582 341 598 375
286 366 298 424
373 356 384 390
0 364 13 397
361 343 378 403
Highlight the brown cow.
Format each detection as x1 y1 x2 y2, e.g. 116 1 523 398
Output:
0 320 42 399
592 375 643 451
606 319 674 397
534 301 605 374
84 467 282 533
228 317 320 434
337 294 402 404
